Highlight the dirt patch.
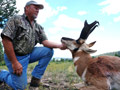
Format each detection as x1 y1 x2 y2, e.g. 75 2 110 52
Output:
0 73 80 90
0 83 13 90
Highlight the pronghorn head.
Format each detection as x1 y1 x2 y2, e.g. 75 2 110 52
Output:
61 20 99 54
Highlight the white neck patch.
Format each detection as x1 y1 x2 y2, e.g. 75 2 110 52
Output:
75 65 77 72
81 67 87 81
73 57 80 63
68 44 78 50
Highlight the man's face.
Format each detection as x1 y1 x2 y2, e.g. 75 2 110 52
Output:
26 4 40 19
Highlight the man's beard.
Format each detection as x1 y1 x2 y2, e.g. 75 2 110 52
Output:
33 14 37 19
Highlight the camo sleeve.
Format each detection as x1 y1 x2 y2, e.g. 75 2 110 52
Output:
1 16 17 40
35 24 48 44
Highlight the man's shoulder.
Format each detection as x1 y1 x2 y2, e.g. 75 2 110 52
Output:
14 15 23 22
9 14 22 20
35 23 44 31
13 14 22 18
8 15 23 24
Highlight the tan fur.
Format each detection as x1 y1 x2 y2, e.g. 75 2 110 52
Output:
73 51 120 90
61 38 120 90
88 56 120 77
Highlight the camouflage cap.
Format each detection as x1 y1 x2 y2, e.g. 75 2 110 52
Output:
25 0 44 9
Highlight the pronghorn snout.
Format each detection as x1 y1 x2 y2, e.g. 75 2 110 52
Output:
61 37 75 44
61 37 74 41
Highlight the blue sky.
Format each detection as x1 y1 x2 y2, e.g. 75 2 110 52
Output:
1 0 120 58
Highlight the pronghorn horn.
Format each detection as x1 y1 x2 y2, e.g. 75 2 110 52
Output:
77 20 99 43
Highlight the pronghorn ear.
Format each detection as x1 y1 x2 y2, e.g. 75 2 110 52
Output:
88 41 96 47
84 49 97 54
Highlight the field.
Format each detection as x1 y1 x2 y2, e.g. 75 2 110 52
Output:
0 61 83 90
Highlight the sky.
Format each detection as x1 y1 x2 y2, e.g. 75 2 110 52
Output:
0 0 120 58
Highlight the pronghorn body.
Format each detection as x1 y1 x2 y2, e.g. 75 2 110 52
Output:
61 20 120 90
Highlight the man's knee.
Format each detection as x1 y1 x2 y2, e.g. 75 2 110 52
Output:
12 76 27 90
49 48 54 56
45 47 54 57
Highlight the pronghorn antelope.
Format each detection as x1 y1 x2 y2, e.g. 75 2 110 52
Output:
61 20 120 90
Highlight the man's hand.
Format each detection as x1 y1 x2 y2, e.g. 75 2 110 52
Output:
59 43 67 50
2 36 23 76
12 61 23 76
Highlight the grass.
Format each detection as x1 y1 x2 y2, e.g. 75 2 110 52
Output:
0 61 82 90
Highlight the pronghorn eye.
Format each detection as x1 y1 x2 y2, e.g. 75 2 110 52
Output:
73 47 79 52
76 40 80 44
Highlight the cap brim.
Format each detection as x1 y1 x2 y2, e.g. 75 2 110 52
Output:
33 4 44 9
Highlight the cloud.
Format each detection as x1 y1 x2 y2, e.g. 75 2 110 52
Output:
16 0 29 14
45 14 84 45
47 26 81 41
37 5 67 24
16 0 67 24
53 49 72 58
46 14 84 45
99 0 120 15
57 6 67 11
53 14 83 29
78 11 87 16
114 16 120 22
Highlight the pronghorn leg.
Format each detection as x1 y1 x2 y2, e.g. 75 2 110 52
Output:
79 85 104 90
81 76 110 90
73 82 85 89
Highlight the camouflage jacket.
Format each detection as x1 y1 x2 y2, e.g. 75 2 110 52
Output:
1 14 48 55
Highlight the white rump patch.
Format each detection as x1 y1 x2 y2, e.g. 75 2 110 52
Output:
108 72 120 89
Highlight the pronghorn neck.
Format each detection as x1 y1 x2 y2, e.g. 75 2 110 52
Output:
73 51 91 63
73 51 91 77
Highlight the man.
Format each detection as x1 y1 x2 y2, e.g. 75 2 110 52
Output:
0 0 66 90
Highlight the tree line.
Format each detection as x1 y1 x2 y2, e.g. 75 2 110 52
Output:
0 0 19 65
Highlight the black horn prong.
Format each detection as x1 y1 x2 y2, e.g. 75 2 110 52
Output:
84 20 88 26
89 21 99 28
77 20 99 41
86 25 98 39
88 23 99 35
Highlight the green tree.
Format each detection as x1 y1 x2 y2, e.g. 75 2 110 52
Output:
0 41 3 62
0 0 19 28
115 53 120 57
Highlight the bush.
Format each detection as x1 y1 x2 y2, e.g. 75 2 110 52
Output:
0 60 5 66
0 42 4 61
